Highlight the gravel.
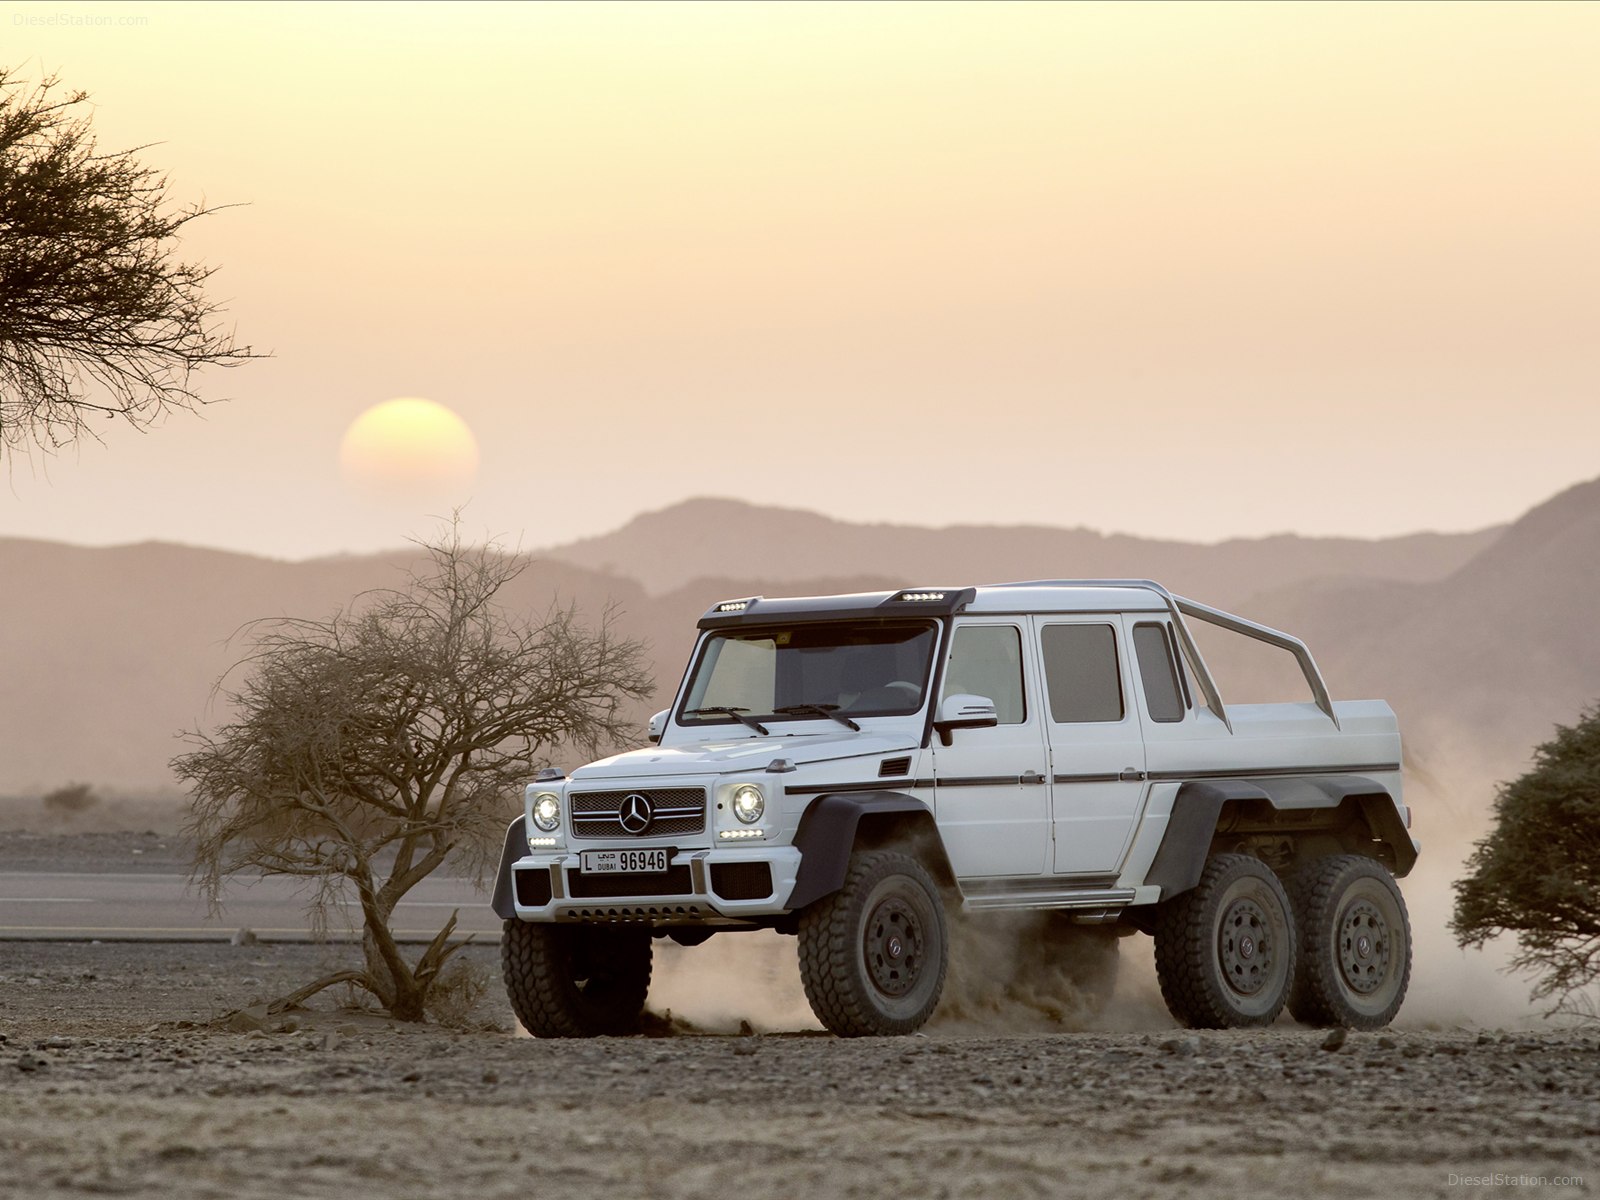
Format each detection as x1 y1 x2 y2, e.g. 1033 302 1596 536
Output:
0 940 1595 1199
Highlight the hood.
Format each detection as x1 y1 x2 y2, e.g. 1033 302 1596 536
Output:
570 729 919 782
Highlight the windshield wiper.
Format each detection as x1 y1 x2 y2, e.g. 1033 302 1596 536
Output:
684 706 770 735
772 704 861 732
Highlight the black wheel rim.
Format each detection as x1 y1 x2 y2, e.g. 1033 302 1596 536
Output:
863 895 924 998
1217 896 1276 997
1338 899 1391 996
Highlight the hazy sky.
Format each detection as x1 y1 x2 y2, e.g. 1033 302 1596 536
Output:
3 1 1598 559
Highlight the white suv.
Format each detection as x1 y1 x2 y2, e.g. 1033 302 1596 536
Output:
493 580 1416 1036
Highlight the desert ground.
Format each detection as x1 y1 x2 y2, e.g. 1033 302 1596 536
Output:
1 941 1594 1200
3 863 1595 1200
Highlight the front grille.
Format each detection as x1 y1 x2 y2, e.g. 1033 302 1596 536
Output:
570 788 707 838
566 865 695 898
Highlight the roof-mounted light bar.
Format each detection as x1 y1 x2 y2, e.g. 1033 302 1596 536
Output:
696 586 974 629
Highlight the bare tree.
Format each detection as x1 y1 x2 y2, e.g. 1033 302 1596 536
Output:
0 68 256 457
173 524 654 1021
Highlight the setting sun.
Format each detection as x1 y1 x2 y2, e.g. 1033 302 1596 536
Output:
338 397 479 501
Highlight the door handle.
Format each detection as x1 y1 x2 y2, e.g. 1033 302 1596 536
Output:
1119 768 1146 782
1019 770 1046 786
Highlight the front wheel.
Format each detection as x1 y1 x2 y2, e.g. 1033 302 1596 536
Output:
1154 853 1296 1029
1288 854 1412 1029
797 850 949 1036
501 920 652 1037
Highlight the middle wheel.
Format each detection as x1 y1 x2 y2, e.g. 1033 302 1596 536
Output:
1154 852 1297 1028
797 849 949 1036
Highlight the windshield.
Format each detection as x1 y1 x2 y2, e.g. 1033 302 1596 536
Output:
679 620 939 728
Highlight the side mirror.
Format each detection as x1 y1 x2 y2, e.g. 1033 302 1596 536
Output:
933 694 999 745
647 709 669 745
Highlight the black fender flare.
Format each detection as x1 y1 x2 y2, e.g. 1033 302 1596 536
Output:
1143 775 1414 900
489 816 528 920
786 791 946 911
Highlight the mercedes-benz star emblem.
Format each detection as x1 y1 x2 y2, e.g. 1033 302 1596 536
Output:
619 793 654 835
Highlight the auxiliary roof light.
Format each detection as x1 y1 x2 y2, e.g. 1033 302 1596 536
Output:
717 599 751 612
896 590 947 602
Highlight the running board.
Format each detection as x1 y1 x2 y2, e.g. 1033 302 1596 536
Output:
960 887 1136 915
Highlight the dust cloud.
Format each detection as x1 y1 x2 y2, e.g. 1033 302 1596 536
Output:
645 917 1164 1036
1386 747 1545 1032
931 913 1168 1034
648 931 821 1033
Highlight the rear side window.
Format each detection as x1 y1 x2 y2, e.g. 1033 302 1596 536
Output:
1132 622 1186 723
1040 624 1124 723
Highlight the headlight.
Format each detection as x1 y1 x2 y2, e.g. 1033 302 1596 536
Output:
731 784 765 825
531 792 561 832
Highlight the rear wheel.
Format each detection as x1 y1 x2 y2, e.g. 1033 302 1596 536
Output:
1154 853 1296 1028
1288 854 1412 1029
501 920 652 1037
797 850 949 1036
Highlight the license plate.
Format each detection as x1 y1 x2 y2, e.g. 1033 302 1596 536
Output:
580 848 670 875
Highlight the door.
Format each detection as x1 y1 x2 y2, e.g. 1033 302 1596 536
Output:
930 620 1050 879
1035 615 1148 877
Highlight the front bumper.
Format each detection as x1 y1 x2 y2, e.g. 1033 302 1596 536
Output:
506 845 803 924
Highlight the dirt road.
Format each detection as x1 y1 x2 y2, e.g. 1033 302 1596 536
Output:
1 941 1594 1199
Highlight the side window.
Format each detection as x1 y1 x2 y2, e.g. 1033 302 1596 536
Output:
1132 622 1186 723
1040 623 1124 723
941 625 1026 724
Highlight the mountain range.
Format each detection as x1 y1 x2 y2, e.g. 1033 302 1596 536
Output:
3 481 1595 825
548 497 1500 601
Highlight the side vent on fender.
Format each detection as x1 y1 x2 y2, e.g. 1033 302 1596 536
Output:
878 756 912 779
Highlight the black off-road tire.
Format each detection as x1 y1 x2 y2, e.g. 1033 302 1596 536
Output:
1287 854 1412 1029
501 920 652 1038
1154 853 1297 1029
797 850 949 1037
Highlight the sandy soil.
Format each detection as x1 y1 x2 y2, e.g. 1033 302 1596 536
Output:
1 940 1594 1200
